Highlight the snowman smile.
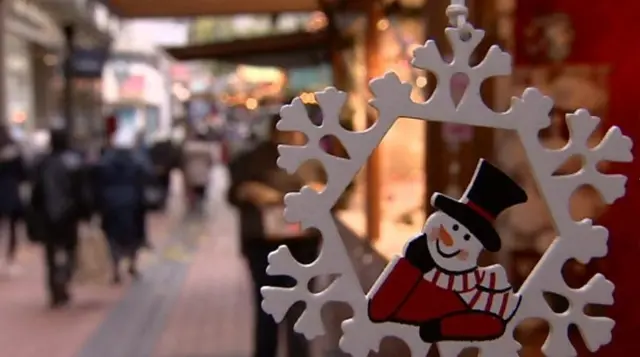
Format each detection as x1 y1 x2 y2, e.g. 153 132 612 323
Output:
436 240 461 258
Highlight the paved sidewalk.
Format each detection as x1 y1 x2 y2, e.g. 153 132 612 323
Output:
154 201 252 357
74 165 255 357
0 166 314 357
0 211 176 357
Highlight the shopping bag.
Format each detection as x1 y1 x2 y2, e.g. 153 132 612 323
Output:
144 185 166 211
24 206 46 243
261 205 304 240
74 223 112 285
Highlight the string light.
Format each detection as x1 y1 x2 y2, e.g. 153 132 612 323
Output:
245 98 258 110
306 11 328 32
377 19 390 31
416 76 428 88
299 92 317 104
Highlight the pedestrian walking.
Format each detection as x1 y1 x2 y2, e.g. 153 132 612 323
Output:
182 128 214 213
0 125 26 276
29 128 92 307
94 128 152 284
227 104 327 357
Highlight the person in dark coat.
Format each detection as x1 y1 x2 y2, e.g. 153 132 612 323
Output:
0 125 25 274
30 128 91 307
227 105 327 357
94 128 152 284
147 136 177 210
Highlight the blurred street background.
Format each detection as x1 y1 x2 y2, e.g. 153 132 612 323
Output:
0 0 638 356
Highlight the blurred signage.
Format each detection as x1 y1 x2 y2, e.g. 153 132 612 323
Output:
442 123 474 146
71 48 109 78
188 99 211 124
171 64 190 82
189 77 211 94
287 65 332 91
119 75 145 100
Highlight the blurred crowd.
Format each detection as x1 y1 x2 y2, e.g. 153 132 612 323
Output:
0 117 219 307
0 94 327 357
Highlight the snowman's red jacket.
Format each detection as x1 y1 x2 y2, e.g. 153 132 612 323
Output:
367 256 469 325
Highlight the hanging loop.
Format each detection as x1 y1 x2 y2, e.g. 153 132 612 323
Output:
446 1 468 28
446 0 472 40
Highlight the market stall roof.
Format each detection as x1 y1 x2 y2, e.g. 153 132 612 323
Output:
105 0 368 18
164 30 350 68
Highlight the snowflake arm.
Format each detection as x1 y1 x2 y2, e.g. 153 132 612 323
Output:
260 12 631 356
512 104 631 356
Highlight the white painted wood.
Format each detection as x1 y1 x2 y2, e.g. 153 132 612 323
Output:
260 23 632 357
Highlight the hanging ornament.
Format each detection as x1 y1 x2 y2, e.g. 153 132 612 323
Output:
260 0 632 356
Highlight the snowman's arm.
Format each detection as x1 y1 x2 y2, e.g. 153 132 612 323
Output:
478 264 513 292
403 233 435 273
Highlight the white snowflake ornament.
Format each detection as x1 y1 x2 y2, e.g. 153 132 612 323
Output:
260 1 632 356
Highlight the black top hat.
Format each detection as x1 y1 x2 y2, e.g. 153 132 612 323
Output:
431 159 527 252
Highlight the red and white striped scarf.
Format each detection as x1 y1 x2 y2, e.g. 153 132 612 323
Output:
423 267 520 320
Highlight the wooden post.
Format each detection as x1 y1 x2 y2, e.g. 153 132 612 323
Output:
365 1 384 241
323 3 347 91
424 0 496 216
0 0 7 123
424 0 451 218
63 25 76 136
322 1 350 159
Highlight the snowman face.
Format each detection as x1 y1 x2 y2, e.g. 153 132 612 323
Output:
422 211 484 273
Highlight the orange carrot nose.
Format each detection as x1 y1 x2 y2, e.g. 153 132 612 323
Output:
438 225 454 246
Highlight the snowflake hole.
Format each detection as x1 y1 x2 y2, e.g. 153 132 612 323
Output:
308 273 340 294
459 30 472 42
450 72 470 108
543 291 571 313
372 336 411 357
561 258 591 289
583 303 608 317
294 161 328 192
567 323 591 354
538 107 571 145
286 300 308 321
303 98 322 127
276 128 309 146
568 184 607 221
338 104 357 132
320 135 350 159
457 347 480 357
320 301 354 334
552 154 585 176
513 318 550 355
419 71 439 100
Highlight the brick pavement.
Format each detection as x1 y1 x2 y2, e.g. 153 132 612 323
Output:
75 214 200 357
153 201 253 357
1 167 324 357
0 195 183 357
74 166 255 357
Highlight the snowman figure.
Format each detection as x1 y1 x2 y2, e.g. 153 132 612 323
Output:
367 159 527 343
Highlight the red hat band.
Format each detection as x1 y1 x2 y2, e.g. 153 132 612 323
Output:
465 200 495 223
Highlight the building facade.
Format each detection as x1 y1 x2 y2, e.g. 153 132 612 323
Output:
102 20 184 142
2 0 117 142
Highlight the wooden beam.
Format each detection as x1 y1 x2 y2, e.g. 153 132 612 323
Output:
164 30 349 68
108 0 317 18
107 0 372 18
424 0 451 219
365 1 384 242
